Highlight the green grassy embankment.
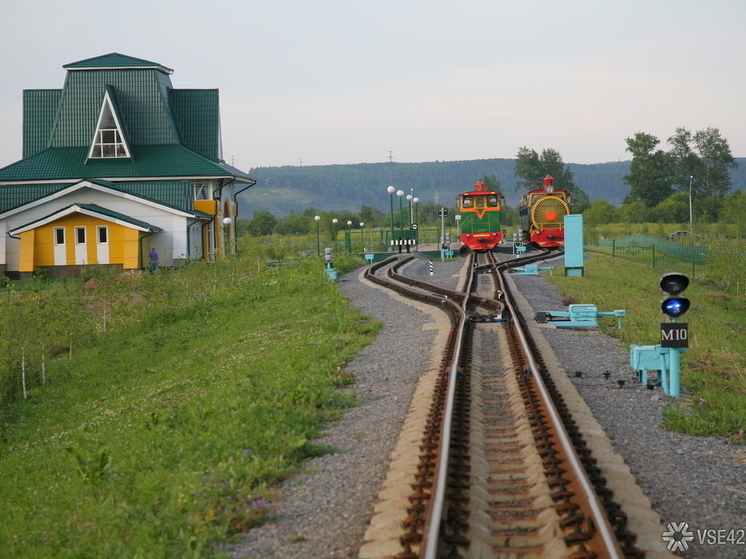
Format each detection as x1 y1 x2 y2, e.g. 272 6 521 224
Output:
0 254 377 558
546 254 746 439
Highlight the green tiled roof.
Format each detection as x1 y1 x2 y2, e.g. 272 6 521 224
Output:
0 179 199 216
23 89 62 157
63 53 173 74
75 203 163 231
0 183 69 214
0 145 251 183
170 89 221 161
50 68 181 148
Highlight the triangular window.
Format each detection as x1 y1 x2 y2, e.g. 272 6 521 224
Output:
88 90 131 159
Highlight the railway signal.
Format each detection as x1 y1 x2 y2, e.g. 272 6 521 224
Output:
660 273 690 319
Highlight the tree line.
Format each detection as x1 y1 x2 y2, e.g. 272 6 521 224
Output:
240 128 741 236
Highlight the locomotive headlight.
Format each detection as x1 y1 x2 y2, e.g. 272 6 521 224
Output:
545 185 554 194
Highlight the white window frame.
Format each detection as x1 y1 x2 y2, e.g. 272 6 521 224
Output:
88 90 131 159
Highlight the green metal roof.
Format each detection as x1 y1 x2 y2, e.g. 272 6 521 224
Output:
63 53 173 74
0 183 69 214
1 179 197 216
170 89 221 161
23 89 62 158
2 53 256 217
0 145 251 183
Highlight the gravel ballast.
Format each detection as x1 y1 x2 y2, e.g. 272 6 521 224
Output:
231 253 745 559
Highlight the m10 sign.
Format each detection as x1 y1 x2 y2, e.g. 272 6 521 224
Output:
661 322 689 348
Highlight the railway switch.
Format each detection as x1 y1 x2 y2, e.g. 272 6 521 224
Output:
535 304 625 329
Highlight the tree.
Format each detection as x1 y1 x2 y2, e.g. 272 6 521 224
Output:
622 132 674 207
693 127 737 198
513 147 589 213
583 200 620 227
246 211 278 236
667 127 737 199
722 190 746 233
481 173 502 192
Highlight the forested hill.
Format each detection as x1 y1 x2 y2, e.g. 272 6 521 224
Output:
237 158 746 217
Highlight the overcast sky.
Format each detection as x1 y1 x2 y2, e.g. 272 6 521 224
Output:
1 0 744 172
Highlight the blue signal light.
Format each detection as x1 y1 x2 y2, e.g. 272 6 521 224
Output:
662 297 690 318
660 273 690 319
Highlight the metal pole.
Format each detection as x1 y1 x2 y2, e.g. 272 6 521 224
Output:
315 215 321 257
332 218 338 255
397 190 405 250
387 186 395 248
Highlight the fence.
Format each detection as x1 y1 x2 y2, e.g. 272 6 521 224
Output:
341 227 449 253
595 235 707 276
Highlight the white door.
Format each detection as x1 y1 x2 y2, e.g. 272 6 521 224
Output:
53 227 66 265
96 226 109 264
74 226 87 265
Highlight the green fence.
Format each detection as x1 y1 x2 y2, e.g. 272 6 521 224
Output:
595 235 707 276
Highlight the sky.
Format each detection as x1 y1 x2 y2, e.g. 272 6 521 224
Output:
1 0 745 172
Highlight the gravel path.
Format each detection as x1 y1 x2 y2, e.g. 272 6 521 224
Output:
230 252 745 559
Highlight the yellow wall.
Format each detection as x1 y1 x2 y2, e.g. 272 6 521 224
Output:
19 230 36 273
22 213 145 271
194 200 217 215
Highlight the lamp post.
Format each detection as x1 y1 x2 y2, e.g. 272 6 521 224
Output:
455 214 461 243
397 189 405 244
688 175 693 234
406 194 413 230
315 215 321 257
413 197 419 244
387 185 395 248
332 218 338 254
360 222 365 253
347 220 352 253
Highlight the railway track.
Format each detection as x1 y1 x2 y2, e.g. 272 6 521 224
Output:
360 252 674 559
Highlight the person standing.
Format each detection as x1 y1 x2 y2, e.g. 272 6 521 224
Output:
149 248 159 272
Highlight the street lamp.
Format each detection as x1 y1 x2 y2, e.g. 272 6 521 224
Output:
397 190 405 244
413 197 420 244
455 214 461 242
347 220 353 253
332 218 338 254
406 194 413 230
315 215 321 257
688 175 693 234
359 222 365 253
387 186 396 247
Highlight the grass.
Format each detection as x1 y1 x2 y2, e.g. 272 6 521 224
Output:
545 254 746 441
0 252 378 558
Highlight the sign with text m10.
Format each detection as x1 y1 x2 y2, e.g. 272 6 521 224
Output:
661 322 689 348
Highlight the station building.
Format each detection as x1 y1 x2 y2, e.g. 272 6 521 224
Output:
0 53 255 278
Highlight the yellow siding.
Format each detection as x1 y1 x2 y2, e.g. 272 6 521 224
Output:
23 213 144 270
19 230 36 272
194 200 217 215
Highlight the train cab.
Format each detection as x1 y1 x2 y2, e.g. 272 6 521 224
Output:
456 180 506 251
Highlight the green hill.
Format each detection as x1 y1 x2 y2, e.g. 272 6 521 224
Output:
237 158 746 218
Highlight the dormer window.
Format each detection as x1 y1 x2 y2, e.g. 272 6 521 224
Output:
88 89 131 159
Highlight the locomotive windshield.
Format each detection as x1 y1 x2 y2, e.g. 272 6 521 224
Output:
460 194 500 209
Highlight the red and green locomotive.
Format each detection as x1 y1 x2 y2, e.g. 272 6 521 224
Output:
518 175 571 249
456 180 506 252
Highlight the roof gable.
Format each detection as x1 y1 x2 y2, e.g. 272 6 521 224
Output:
87 86 132 159
9 203 163 235
50 66 180 149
